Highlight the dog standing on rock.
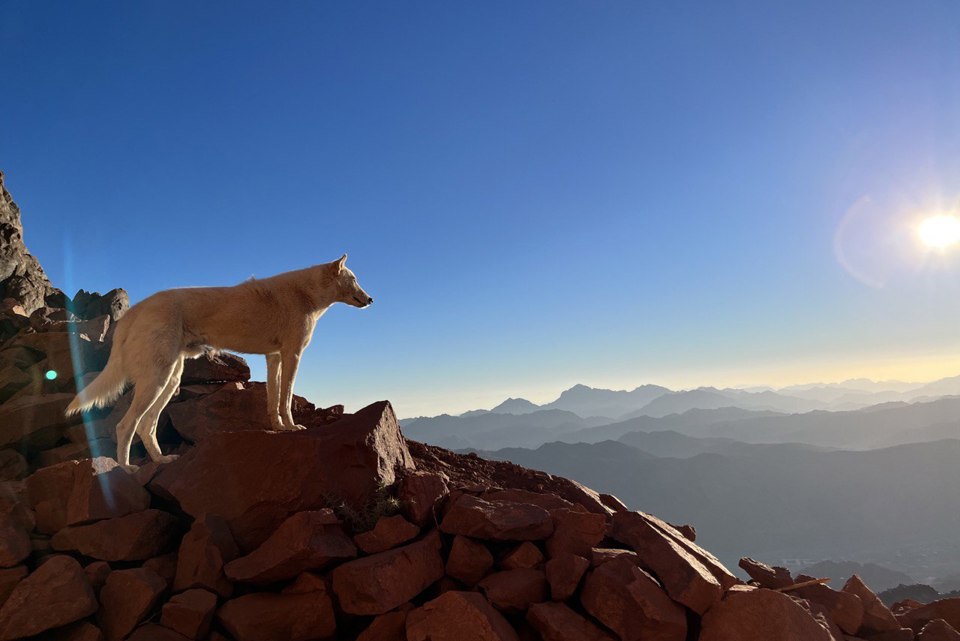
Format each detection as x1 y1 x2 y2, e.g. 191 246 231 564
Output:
65 254 373 469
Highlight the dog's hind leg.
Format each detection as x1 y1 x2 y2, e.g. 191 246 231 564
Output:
135 358 184 464
114 368 173 470
265 353 284 430
278 350 305 431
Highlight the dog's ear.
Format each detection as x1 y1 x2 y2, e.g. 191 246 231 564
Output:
336 253 348 273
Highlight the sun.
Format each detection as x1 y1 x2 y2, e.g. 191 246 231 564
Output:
918 215 960 250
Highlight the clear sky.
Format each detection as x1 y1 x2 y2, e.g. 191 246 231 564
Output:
3 2 960 417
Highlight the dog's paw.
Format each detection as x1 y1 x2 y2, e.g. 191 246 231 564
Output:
120 463 141 474
278 423 307 432
156 454 180 464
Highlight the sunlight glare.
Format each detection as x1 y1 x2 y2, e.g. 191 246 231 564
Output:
918 215 960 250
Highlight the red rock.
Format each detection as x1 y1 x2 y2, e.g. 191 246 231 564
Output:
397 470 448 527
842 574 900 634
0 480 33 533
98 567 168 641
483 489 580 513
527 601 616 641
36 439 115 468
224 510 356 584
84 561 111 593
406 591 519 641
354 514 420 554
581 555 687 641
165 382 338 442
796 595 846 639
440 494 554 541
0 393 80 448
160 588 217 640
478 569 548 613
144 552 178 588
700 587 838 641
0 566 26 608
126 624 192 641
174 514 239 598
900 599 960 634
546 508 607 558
0 513 29 567
610 510 737 614
0 450 26 482
500 541 544 570
152 400 414 550
333 531 445 615
920 619 960 640
52 509 180 561
445 535 493 585
180 352 250 384
41 621 105 641
216 581 336 641
26 457 150 532
590 547 639 567
545 553 589 601
599 492 629 512
738 556 794 589
792 576 864 635
357 611 408 641
0 556 97 640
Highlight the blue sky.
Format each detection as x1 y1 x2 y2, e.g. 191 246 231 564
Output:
3 1 960 417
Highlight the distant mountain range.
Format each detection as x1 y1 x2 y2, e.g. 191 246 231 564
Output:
473 436 960 582
407 375 960 424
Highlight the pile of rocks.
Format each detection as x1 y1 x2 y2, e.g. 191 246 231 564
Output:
3 172 960 640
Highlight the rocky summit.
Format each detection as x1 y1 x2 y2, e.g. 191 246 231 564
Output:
0 172 958 640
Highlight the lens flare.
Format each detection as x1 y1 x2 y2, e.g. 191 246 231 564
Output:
45 370 58 381
918 215 960 249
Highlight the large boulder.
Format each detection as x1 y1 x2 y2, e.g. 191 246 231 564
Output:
216 574 336 641
406 591 519 641
446 535 493 585
99 568 168 641
842 574 901 634
527 602 616 641
180 352 250 385
160 588 218 640
0 393 81 449
174 514 239 598
223 510 356 584
0 514 29 568
165 382 340 442
440 494 554 541
353 514 419 555
792 575 864 635
51 509 182 561
0 555 98 640
69 288 129 321
609 510 737 614
580 555 687 641
332 530 444 615
899 599 960 634
151 400 414 549
478 569 548 613
700 587 838 641
25 457 150 533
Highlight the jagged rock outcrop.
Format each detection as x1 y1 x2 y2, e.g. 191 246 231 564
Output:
0 171 61 314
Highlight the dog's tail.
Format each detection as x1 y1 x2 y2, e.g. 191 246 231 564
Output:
65 350 128 416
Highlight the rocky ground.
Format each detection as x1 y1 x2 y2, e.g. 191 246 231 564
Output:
2 171 960 640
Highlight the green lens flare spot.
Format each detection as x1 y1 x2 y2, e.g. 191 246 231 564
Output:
45 370 58 381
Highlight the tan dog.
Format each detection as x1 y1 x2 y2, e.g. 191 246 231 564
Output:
65 254 373 469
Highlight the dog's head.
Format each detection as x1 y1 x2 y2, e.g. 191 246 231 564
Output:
332 254 373 308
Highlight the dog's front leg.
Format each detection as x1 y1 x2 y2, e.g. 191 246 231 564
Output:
265 353 285 430
278 349 305 430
